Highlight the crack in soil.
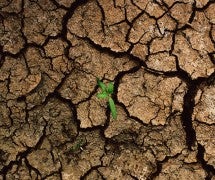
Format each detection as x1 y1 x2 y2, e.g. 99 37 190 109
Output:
0 0 215 179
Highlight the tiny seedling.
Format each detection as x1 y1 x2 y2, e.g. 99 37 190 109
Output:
97 78 117 120
71 138 86 152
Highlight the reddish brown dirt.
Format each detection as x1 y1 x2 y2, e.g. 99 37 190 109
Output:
0 0 215 179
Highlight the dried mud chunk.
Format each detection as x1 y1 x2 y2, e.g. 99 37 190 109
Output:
25 74 58 108
68 36 135 80
128 14 160 44
132 0 150 9
5 159 39 179
149 33 173 53
173 33 214 78
123 0 141 22
99 148 156 179
68 1 130 52
23 0 66 44
55 0 75 8
104 106 142 138
170 2 193 27
145 1 165 18
118 69 185 125
61 131 105 179
184 12 214 54
136 115 186 161
0 15 24 54
100 22 130 52
157 14 177 33
193 86 215 124
98 0 125 25
58 69 95 104
147 52 176 71
131 43 148 60
25 47 71 82
44 38 68 57
0 56 43 99
205 3 215 23
0 0 22 13
84 170 103 180
196 0 209 8
194 123 215 168
27 149 61 177
10 70 42 98
0 133 26 170
77 97 106 128
13 122 44 148
25 98 76 146
67 2 102 40
0 102 11 126
191 11 211 33
44 98 77 146
62 159 91 179
163 0 194 7
184 28 214 54
12 104 46 148
6 100 26 126
155 158 207 179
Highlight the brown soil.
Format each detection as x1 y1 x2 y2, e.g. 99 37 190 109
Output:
0 0 215 179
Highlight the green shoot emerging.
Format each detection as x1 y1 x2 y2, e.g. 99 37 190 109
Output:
97 78 117 120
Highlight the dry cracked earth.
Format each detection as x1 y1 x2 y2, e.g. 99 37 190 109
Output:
0 0 215 179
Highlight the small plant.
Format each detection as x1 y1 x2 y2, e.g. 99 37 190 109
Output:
71 138 86 152
97 78 117 120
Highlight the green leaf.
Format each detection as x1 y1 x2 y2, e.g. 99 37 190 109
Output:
108 97 117 120
97 78 106 92
97 92 108 99
106 82 114 94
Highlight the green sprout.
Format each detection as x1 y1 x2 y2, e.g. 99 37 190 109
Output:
71 138 86 152
97 78 117 120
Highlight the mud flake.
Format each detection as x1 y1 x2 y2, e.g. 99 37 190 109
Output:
61 131 105 179
173 33 214 78
149 33 173 53
99 0 125 25
155 157 207 180
205 3 215 23
0 15 24 54
118 69 185 125
104 106 142 138
77 97 106 128
23 0 66 44
124 0 142 22
128 14 159 44
193 86 215 124
56 0 75 8
27 149 61 177
99 148 156 179
44 38 68 58
157 14 177 33
170 2 193 28
58 69 95 104
145 1 165 18
194 122 215 168
147 52 176 71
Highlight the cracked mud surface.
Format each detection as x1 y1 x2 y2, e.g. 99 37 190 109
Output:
0 0 215 179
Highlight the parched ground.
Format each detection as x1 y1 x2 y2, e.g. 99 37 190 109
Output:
0 0 215 179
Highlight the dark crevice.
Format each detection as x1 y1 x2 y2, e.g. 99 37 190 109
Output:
1 0 215 179
188 0 196 24
197 143 215 179
196 0 215 11
181 75 208 150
